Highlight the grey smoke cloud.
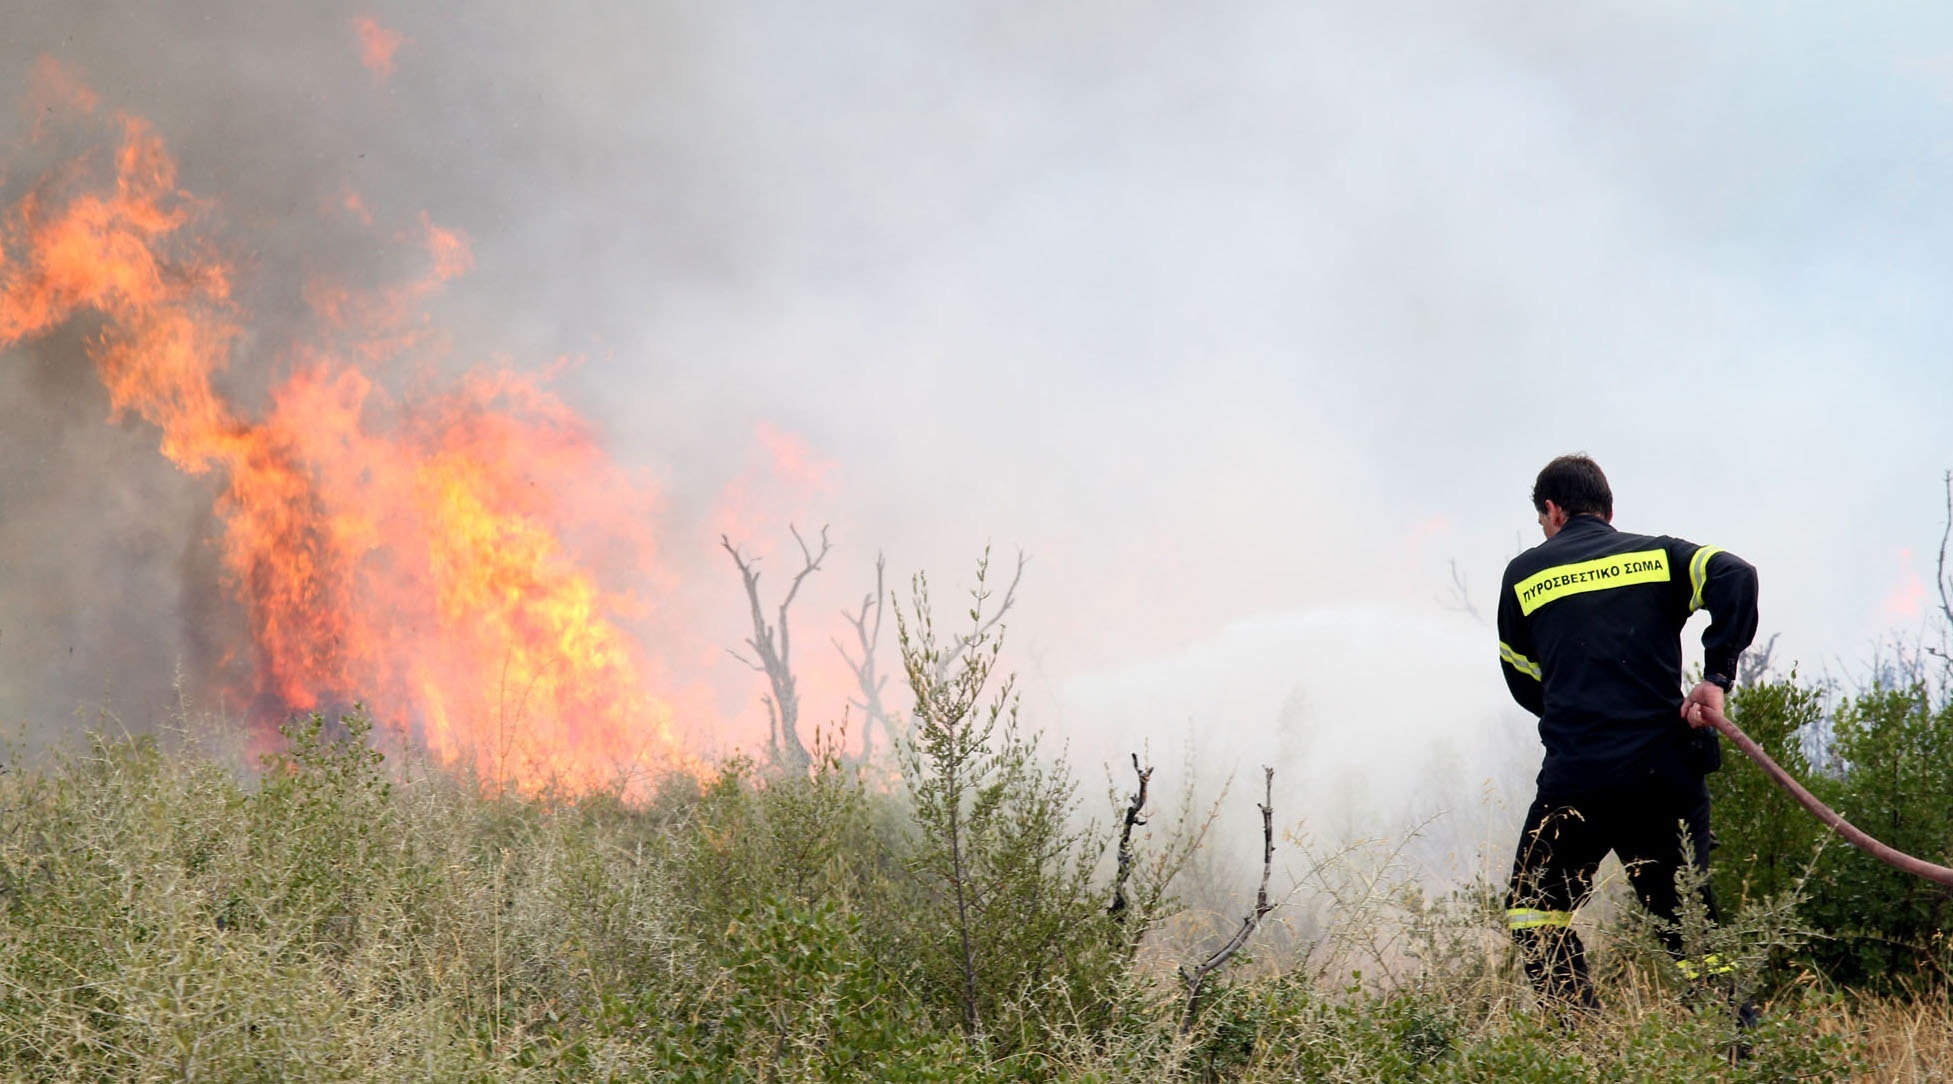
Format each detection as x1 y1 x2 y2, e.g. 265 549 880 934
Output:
1 2 1949 850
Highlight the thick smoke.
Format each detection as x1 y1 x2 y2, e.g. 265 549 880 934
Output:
2 2 1949 864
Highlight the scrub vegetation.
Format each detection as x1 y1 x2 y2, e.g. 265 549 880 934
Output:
1710 670 1953 994
0 568 1945 1081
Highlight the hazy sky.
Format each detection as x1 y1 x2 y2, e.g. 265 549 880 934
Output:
2 2 1950 830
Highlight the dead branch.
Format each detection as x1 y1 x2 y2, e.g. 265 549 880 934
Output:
833 552 895 762
1921 471 1953 671
722 524 832 772
1179 765 1276 1034
1108 752 1153 923
1738 632 1779 689
1437 557 1483 623
1939 470 1953 630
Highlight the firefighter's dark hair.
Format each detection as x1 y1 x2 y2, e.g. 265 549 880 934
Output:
1532 454 1612 518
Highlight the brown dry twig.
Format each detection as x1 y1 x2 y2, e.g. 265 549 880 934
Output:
1180 765 1276 1033
1108 752 1153 923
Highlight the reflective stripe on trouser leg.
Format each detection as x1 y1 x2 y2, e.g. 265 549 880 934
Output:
1506 908 1573 930
1506 793 1604 1010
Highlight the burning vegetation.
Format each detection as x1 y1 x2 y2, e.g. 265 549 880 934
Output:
0 62 698 792
2 52 1948 1084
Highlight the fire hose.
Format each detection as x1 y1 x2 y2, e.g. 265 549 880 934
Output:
1701 705 1953 889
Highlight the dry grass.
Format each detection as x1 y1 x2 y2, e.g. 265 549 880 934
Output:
0 706 1940 1082
1836 985 1953 1081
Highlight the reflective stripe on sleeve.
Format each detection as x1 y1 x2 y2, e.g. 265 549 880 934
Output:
1506 908 1574 930
1688 545 1724 613
1500 642 1542 681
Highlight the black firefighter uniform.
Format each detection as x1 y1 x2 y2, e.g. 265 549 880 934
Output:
1496 513 1758 1006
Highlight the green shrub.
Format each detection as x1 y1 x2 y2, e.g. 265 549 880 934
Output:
1711 675 1953 989
894 555 1125 1053
0 712 439 1080
1805 683 1953 986
1708 675 1830 914
1181 975 1462 1082
669 749 882 959
0 641 1916 1079
622 895 982 1084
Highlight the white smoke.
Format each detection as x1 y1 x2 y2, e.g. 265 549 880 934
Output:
1 2 1947 855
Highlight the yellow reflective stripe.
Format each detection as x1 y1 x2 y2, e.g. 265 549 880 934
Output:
1688 545 1724 613
1514 549 1672 616
1506 908 1574 930
1500 642 1542 681
1676 954 1737 980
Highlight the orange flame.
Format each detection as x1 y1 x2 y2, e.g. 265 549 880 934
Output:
352 16 407 84
1880 547 1928 622
0 77 702 793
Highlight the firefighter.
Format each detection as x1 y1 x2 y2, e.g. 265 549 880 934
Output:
1497 454 1758 1013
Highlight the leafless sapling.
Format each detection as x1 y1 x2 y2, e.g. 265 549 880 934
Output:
723 524 831 773
1179 765 1276 1034
833 552 897 762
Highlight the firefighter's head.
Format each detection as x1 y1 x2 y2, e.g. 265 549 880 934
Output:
1532 454 1612 538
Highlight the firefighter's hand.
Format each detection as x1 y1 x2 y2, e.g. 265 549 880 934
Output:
1681 681 1724 730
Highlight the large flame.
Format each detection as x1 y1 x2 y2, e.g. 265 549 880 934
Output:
0 67 703 792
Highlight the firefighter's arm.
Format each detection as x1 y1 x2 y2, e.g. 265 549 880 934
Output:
1686 545 1760 682
1497 575 1544 716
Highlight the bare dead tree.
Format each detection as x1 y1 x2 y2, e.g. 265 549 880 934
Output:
833 552 896 762
1179 766 1276 1034
1437 557 1483 623
1738 632 1780 689
1107 752 1153 923
722 524 831 773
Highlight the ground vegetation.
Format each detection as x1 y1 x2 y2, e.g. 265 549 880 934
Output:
0 562 1943 1080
